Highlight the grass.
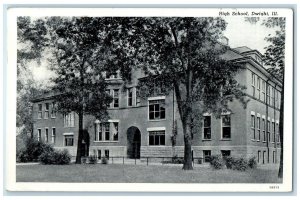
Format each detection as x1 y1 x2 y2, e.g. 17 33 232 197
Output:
16 163 282 183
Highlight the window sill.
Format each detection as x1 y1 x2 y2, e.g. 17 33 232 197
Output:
262 141 267 143
220 139 231 141
202 139 212 141
94 141 119 143
148 119 166 122
257 140 260 142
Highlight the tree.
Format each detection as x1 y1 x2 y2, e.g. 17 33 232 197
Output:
20 17 119 164
17 17 49 137
263 18 285 178
109 18 246 170
245 17 285 178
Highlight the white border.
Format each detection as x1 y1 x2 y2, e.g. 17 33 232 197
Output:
5 7 293 193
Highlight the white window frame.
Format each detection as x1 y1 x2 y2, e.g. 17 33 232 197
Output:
257 76 261 100
64 112 75 127
37 129 41 141
148 96 166 121
251 73 255 97
203 150 211 163
44 103 49 119
51 102 56 118
148 130 166 146
63 133 74 146
94 120 119 142
38 104 42 119
112 89 120 108
262 115 266 142
51 127 56 144
262 80 266 102
257 116 261 141
251 114 255 140
221 114 231 140
45 127 49 143
127 87 134 107
202 115 212 140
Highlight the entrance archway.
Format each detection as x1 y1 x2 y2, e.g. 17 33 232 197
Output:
127 126 141 159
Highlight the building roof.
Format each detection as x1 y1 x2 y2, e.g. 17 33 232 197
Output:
232 46 253 54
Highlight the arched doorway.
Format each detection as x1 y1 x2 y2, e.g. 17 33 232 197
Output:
127 126 141 159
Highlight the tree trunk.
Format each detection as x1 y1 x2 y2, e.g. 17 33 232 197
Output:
182 119 193 170
75 111 83 164
278 77 284 178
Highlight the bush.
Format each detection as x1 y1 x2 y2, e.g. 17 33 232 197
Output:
232 157 248 171
39 149 71 165
248 156 257 169
101 157 108 164
224 156 235 169
172 156 184 164
88 156 97 164
16 137 52 162
209 155 225 169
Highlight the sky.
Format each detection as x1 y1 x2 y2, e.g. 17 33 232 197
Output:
28 17 278 83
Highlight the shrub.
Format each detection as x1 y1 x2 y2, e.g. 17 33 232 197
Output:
232 157 248 171
39 149 71 165
224 156 235 169
88 156 97 164
16 136 52 162
248 156 257 169
209 155 224 169
101 157 108 164
16 148 30 162
172 156 184 164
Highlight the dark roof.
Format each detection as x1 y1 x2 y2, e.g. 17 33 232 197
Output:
232 46 253 54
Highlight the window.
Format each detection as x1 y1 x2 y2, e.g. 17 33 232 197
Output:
273 151 276 163
104 123 110 141
64 112 75 127
136 87 141 106
257 77 261 99
262 80 266 102
112 122 118 141
106 71 119 79
267 120 271 142
38 104 42 119
128 88 133 107
97 150 101 159
113 89 119 108
45 128 49 143
262 118 266 142
64 135 74 146
270 87 274 106
37 129 41 141
95 121 119 142
257 117 261 141
44 103 49 119
258 151 261 163
149 99 166 120
221 115 231 139
221 150 231 157
149 131 165 146
105 150 109 159
251 73 255 97
272 121 276 142
203 150 211 163
267 85 270 105
251 115 255 140
52 128 56 143
203 116 211 140
276 123 280 143
51 102 56 118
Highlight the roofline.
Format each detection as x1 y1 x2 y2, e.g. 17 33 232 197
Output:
232 57 283 87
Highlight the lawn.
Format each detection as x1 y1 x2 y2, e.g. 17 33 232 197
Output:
16 163 282 183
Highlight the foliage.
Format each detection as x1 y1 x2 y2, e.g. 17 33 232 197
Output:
107 17 247 170
224 156 235 169
248 156 257 169
16 136 53 162
231 157 248 171
101 157 108 164
88 156 97 164
209 155 225 170
39 149 71 165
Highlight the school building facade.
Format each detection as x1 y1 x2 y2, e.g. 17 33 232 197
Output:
31 46 282 164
